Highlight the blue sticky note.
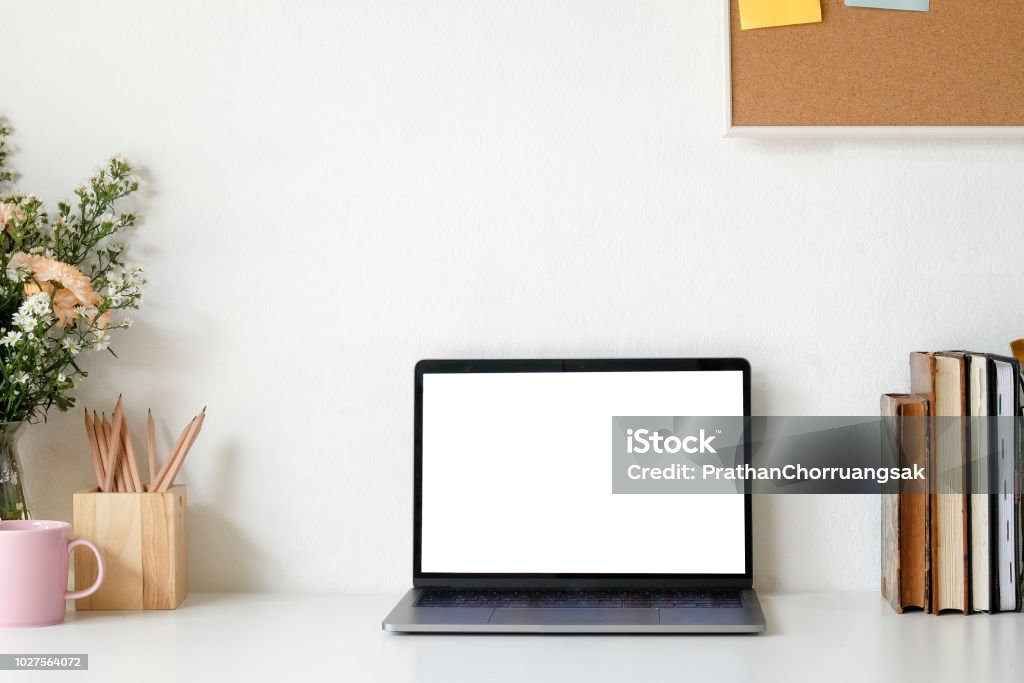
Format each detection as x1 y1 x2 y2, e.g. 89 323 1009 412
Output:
845 0 929 10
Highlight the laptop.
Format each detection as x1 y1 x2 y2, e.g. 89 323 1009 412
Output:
382 358 766 634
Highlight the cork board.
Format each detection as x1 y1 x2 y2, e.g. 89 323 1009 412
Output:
729 0 1024 127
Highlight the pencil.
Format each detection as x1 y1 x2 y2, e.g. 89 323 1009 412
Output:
153 416 195 491
100 415 113 490
84 409 105 491
104 415 128 492
94 412 113 491
156 408 205 492
102 398 125 492
120 449 133 492
122 420 143 493
147 410 157 489
105 416 130 492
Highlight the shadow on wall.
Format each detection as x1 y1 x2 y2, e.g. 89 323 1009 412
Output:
746 370 879 592
750 368 777 592
189 504 267 591
752 496 778 592
188 441 277 591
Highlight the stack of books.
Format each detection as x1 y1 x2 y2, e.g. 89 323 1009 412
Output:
881 351 1022 614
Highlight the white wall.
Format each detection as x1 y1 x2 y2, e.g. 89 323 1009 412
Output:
3 0 1022 593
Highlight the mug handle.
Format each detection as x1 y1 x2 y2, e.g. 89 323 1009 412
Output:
65 538 106 601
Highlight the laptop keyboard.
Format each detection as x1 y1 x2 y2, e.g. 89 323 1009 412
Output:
415 589 742 608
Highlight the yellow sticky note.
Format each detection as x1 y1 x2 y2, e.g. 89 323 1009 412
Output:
738 0 822 30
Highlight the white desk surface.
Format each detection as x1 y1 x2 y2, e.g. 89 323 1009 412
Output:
3 591 1021 682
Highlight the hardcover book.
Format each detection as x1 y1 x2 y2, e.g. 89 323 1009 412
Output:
910 351 969 614
880 393 931 613
990 355 1021 612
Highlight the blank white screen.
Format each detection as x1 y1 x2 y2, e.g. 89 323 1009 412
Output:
420 370 746 574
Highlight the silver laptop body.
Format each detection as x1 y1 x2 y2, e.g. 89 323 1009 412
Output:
383 358 766 634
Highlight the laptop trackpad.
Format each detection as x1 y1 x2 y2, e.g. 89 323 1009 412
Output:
489 608 659 626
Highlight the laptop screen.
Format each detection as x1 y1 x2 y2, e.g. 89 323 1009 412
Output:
418 367 747 576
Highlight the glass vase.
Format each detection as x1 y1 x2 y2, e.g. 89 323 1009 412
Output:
0 422 30 520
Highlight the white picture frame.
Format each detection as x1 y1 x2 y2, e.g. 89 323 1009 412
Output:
721 0 1024 138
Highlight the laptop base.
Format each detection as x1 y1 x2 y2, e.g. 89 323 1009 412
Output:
382 589 766 634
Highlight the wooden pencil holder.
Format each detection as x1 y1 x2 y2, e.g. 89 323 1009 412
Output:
72 485 188 610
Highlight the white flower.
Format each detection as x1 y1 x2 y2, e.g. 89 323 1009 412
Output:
92 333 110 351
12 372 29 385
0 330 22 346
126 266 145 286
11 293 53 333
5 262 30 282
12 310 34 330
61 338 81 356
25 292 50 317
57 373 66 383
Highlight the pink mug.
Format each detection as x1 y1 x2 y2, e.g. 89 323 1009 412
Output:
0 520 105 627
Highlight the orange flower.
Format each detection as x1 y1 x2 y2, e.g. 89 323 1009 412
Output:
11 252 102 328
51 289 90 328
7 251 31 273
27 257 99 306
0 202 26 234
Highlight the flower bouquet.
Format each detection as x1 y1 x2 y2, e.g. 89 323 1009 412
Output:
0 123 146 519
